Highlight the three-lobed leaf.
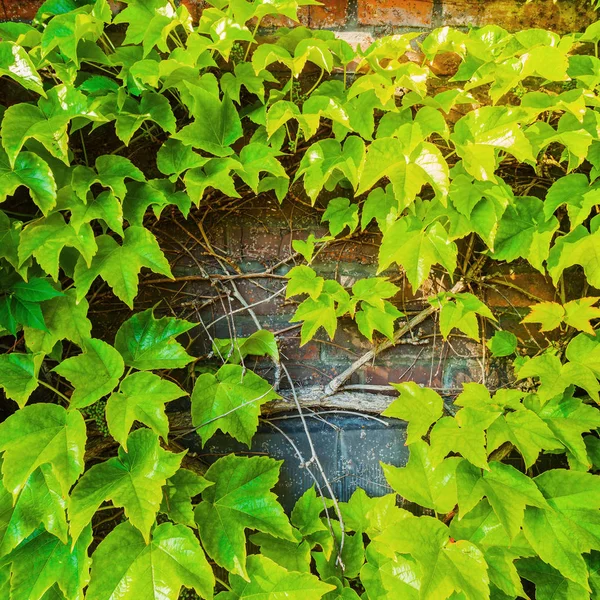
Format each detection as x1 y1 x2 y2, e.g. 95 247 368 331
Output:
195 454 295 580
114 308 195 370
86 521 214 600
68 428 182 543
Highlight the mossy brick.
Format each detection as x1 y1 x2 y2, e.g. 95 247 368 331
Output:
439 0 595 33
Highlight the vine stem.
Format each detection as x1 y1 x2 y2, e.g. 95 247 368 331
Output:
324 256 487 396
280 363 347 571
244 19 262 62
215 576 232 591
39 380 71 404
323 280 465 396
305 68 324 97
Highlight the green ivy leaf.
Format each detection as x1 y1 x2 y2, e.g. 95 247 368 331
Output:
173 89 243 157
383 382 443 445
0 403 86 496
378 217 457 291
357 133 449 206
24 290 92 354
156 138 207 181
548 225 600 289
159 468 213 528
250 530 312 573
236 142 288 193
340 488 409 538
377 515 490 600
544 173 600 230
523 469 600 590
116 92 177 144
430 417 489 470
434 292 495 342
0 526 92 600
0 42 44 95
486 331 517 357
0 210 23 277
53 338 124 409
0 464 68 557
73 226 172 308
491 197 559 273
86 521 214 600
191 364 279 447
449 499 529 596
522 301 565 331
526 392 600 468
486 407 560 469
184 158 241 204
313 521 365 581
212 329 279 365
40 1 110 64
286 265 325 300
0 352 43 408
451 107 535 181
114 308 195 370
219 555 335 600
69 428 182 543
360 542 420 600
518 557 590 600
114 0 191 57
19 213 97 282
563 298 600 334
291 486 332 537
517 353 599 403
122 179 191 224
70 189 124 235
355 301 403 341
72 155 145 202
322 198 359 237
195 454 295 580
1 85 87 166
361 185 398 231
565 332 600 378
0 148 57 215
295 137 364 204
382 441 460 513
534 469 600 558
291 294 338 345
106 371 187 448
457 460 548 539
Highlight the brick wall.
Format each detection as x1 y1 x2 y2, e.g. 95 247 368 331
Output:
120 193 562 401
1 0 596 33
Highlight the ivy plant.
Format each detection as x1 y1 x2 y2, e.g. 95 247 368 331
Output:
1 1 600 599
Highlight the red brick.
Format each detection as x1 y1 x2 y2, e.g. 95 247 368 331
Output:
181 0 203 22
310 0 348 28
3 0 42 20
484 273 557 309
358 0 433 27
334 30 375 53
279 337 321 362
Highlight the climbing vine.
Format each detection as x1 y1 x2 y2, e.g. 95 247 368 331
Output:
1 0 600 598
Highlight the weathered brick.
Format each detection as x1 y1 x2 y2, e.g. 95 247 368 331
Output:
484 272 557 309
181 0 203 22
3 0 41 20
334 30 375 52
358 0 433 27
310 0 348 28
440 0 595 33
279 336 321 362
